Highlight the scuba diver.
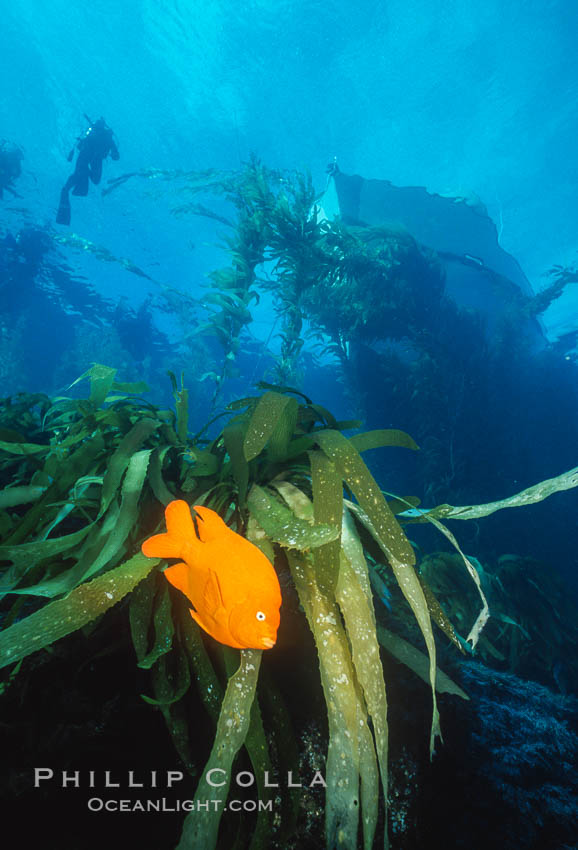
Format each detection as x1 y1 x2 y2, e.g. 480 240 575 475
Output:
0 139 24 199
56 116 119 225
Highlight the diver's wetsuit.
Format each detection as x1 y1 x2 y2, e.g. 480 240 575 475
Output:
56 119 119 225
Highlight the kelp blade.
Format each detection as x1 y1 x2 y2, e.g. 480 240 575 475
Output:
338 511 389 848
316 431 441 755
247 484 339 550
376 626 469 700
287 550 361 850
383 491 489 649
417 464 578 521
309 450 343 594
0 554 159 670
315 430 414 564
349 429 418 453
277 480 390 845
176 649 262 850
243 391 296 461
222 647 274 850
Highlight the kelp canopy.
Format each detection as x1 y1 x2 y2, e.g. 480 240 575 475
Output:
5 161 577 520
1 366 577 849
101 160 455 388
95 162 578 528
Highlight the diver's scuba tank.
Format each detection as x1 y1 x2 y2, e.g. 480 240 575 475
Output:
67 115 96 160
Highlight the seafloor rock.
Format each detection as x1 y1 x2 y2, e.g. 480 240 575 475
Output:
391 660 578 850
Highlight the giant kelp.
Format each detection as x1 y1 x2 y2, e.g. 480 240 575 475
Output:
97 162 578 505
0 224 184 401
101 162 447 388
418 549 578 690
2 160 578 847
1 369 577 848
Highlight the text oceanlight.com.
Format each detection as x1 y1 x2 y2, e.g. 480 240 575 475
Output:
87 798 273 813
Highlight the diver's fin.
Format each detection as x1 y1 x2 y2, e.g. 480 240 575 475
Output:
163 561 191 597
192 504 230 542
56 189 71 225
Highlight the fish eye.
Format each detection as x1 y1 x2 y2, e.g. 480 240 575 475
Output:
256 611 266 621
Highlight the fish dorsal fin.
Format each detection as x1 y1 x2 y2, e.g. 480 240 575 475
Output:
193 505 230 542
203 569 225 615
163 561 191 597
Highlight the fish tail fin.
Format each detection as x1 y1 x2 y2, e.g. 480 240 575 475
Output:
141 532 183 559
166 499 196 539
141 500 195 559
192 504 230 541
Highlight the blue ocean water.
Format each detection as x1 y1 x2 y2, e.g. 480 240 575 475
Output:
1 4 578 846
2 0 576 317
3 0 577 567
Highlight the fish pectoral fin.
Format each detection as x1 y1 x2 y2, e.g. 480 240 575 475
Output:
189 608 242 649
203 569 226 616
163 561 191 597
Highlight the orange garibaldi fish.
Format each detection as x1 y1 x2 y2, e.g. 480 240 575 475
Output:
141 500 281 650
